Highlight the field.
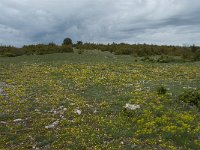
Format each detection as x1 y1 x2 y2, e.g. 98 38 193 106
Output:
0 50 200 149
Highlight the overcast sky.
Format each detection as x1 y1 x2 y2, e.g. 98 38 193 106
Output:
0 0 200 46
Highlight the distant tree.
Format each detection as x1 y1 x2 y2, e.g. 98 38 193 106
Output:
191 44 197 53
77 41 83 45
62 38 72 45
48 42 57 46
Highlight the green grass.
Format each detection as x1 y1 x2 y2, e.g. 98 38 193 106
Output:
0 50 200 149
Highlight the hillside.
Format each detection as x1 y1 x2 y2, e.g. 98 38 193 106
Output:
0 50 200 149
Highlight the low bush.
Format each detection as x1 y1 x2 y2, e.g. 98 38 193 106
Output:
156 56 174 63
179 89 200 109
2 53 17 57
157 86 167 95
114 48 133 55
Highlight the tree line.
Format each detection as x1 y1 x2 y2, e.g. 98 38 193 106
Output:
74 42 200 61
0 38 73 57
1 37 200 61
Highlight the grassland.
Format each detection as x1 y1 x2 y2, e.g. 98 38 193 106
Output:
0 50 200 149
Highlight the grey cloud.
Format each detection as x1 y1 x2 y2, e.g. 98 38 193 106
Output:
0 0 200 46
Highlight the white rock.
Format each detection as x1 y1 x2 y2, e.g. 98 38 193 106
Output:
0 88 3 93
53 110 58 114
63 108 67 111
124 104 140 110
45 120 59 129
52 120 59 125
13 119 23 122
1 121 7 124
75 109 81 115
59 106 64 109
45 124 55 129
93 109 97 114
131 144 137 148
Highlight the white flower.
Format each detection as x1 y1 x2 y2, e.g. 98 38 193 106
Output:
124 103 140 110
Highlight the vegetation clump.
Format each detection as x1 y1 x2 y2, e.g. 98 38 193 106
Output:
157 86 167 95
179 89 200 109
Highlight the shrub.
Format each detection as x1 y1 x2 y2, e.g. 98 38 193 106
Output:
157 86 167 95
2 53 17 57
58 45 73 53
179 89 200 109
141 56 154 62
156 56 173 63
114 48 133 55
77 41 83 45
23 44 73 55
78 49 84 54
193 49 200 61
0 46 24 57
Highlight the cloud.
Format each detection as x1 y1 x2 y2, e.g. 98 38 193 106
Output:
0 0 200 46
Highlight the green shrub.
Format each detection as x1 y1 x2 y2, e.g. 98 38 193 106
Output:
157 86 167 95
114 48 133 55
2 53 17 57
141 56 155 62
179 89 200 109
58 45 73 53
193 49 200 61
77 49 84 54
23 44 73 55
157 56 173 63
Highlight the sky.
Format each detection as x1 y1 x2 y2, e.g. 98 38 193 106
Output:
0 0 200 46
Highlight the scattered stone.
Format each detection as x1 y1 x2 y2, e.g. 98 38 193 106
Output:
0 82 11 87
13 119 23 123
0 87 6 96
0 88 3 94
124 104 140 110
93 109 97 114
70 103 75 106
131 144 137 149
60 115 65 119
59 106 64 109
75 109 82 115
63 108 67 111
0 82 6 86
45 120 59 129
1 121 7 125
53 110 58 115
34 109 40 112
70 120 75 123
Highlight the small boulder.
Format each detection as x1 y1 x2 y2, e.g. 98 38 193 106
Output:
0 88 3 95
13 119 23 123
75 109 82 115
124 104 140 110
45 120 59 129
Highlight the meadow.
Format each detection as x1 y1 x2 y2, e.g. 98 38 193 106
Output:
0 50 200 149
